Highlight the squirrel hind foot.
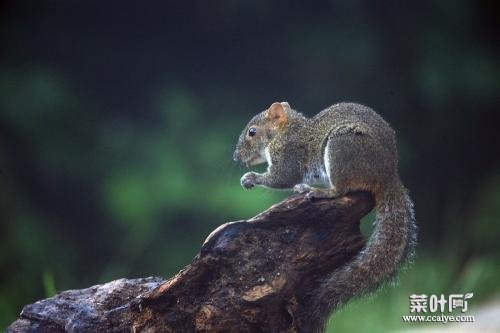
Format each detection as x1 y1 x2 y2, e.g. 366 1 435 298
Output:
293 184 340 201
305 187 340 201
293 183 312 194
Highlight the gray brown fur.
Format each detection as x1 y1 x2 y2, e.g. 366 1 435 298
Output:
234 102 417 332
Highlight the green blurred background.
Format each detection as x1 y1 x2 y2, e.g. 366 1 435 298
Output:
1 1 499 332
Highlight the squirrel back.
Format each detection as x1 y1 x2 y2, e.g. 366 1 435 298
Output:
234 102 417 332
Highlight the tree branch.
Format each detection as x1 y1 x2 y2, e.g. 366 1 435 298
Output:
7 192 374 333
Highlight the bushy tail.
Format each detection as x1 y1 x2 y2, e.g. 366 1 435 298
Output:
303 181 417 332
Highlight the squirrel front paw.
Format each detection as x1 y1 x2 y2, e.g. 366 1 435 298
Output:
240 172 259 189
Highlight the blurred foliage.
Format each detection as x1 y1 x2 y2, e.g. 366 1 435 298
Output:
0 0 499 331
327 253 500 333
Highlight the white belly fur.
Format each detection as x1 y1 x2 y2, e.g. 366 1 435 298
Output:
324 138 332 187
301 138 332 187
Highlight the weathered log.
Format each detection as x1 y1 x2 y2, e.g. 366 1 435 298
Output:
7 192 374 333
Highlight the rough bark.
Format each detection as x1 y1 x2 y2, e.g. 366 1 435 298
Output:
7 191 374 333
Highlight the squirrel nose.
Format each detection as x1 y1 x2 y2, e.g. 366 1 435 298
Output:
233 149 240 161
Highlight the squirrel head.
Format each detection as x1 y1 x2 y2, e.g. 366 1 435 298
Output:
233 101 292 166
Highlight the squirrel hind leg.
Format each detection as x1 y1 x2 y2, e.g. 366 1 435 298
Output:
325 131 391 198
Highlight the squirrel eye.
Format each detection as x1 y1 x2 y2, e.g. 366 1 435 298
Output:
248 127 257 137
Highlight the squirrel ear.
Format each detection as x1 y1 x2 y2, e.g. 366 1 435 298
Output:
280 101 291 110
267 102 288 128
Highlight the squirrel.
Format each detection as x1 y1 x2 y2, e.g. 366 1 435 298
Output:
233 101 417 332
